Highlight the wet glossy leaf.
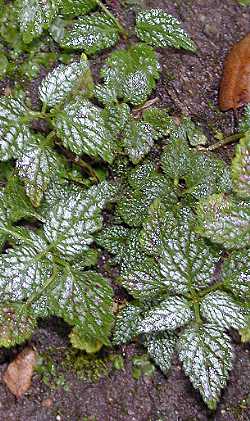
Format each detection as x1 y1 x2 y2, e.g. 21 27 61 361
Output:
196 194 250 249
100 43 160 105
54 97 116 162
39 59 93 107
231 133 250 198
178 324 233 409
136 9 196 51
60 14 120 54
219 33 250 110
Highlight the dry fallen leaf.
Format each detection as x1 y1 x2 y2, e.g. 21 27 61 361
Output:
3 347 37 398
219 33 250 111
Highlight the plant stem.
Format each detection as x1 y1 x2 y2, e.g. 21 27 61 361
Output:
27 110 48 119
193 302 202 325
74 156 101 182
54 140 101 182
95 0 128 37
200 132 244 151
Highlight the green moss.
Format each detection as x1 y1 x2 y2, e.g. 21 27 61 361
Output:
35 350 69 391
63 349 111 382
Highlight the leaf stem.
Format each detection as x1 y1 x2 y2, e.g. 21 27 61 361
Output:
95 0 128 37
198 132 244 151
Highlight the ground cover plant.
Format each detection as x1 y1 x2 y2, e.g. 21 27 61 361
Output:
0 0 249 413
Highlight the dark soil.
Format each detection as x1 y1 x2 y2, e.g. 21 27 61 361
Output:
0 1 250 420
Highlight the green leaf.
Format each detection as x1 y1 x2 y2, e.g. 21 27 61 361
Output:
196 194 250 249
239 105 250 132
123 120 154 164
220 250 250 300
140 199 176 255
139 297 194 333
4 177 40 221
0 303 37 347
43 186 103 258
143 331 176 374
39 58 93 107
0 97 31 160
94 84 117 105
142 108 176 139
59 0 96 15
161 137 232 199
201 291 248 330
240 318 250 342
96 225 130 260
120 257 167 299
0 238 53 302
69 327 104 353
180 116 207 146
237 0 250 6
231 133 250 198
178 324 233 409
101 103 130 137
16 135 59 207
17 0 59 42
141 201 217 293
0 177 41 248
96 226 145 271
49 269 113 345
117 163 177 226
100 43 160 105
135 9 196 52
113 304 142 345
0 180 117 347
54 97 116 163
60 14 120 54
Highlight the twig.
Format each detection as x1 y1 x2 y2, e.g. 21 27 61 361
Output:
95 0 128 37
198 132 243 151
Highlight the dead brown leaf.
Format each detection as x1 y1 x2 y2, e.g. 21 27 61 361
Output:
219 33 250 111
3 347 37 398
